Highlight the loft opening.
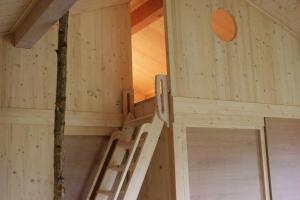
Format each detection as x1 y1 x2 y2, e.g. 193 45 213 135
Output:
130 0 167 103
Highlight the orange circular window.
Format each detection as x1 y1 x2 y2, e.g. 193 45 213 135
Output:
212 9 237 41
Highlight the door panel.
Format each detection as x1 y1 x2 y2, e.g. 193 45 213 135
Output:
186 128 265 200
265 118 300 200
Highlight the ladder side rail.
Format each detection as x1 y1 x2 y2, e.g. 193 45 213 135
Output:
155 75 169 127
112 123 152 200
122 113 164 200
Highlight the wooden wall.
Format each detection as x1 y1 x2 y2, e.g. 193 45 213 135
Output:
0 27 57 199
0 1 132 199
164 0 300 199
134 98 173 200
166 0 300 106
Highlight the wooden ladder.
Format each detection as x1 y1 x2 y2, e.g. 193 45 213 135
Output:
86 75 169 200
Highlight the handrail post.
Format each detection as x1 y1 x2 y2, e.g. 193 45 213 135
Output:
155 75 169 127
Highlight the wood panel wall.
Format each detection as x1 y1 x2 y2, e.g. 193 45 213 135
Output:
166 0 300 106
0 27 57 199
0 2 132 199
164 0 300 199
134 98 173 200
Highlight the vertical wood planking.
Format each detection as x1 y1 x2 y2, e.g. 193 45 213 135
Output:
67 4 132 112
1 28 57 110
165 0 300 106
0 2 133 199
0 124 53 199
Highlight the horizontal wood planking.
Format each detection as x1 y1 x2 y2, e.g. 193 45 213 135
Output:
165 0 300 106
0 108 123 128
172 97 300 128
173 97 300 118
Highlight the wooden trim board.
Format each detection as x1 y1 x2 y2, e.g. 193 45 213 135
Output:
0 108 123 135
173 97 300 128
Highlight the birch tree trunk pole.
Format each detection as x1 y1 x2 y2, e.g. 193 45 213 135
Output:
54 12 69 200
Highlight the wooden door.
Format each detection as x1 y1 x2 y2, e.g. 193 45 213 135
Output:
187 128 267 200
265 118 300 200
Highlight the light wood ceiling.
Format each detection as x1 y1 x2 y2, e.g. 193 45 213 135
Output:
0 0 36 34
132 16 167 102
131 0 149 11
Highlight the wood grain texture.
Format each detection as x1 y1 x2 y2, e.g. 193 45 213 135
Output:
68 4 132 112
247 0 300 37
14 0 77 48
0 0 37 34
187 128 264 200
0 3 132 199
131 0 163 34
135 98 173 200
165 0 300 106
0 124 53 200
132 17 167 102
1 28 57 110
131 0 149 11
265 118 300 200
70 0 130 15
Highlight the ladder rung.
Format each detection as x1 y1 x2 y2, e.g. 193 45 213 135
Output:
117 140 133 149
98 190 125 196
97 190 114 196
108 163 135 172
117 138 146 149
124 114 153 128
108 164 126 172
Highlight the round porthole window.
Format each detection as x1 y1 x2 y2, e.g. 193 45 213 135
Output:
211 9 237 42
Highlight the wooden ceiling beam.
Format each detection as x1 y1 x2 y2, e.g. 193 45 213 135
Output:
131 0 163 34
14 0 78 49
